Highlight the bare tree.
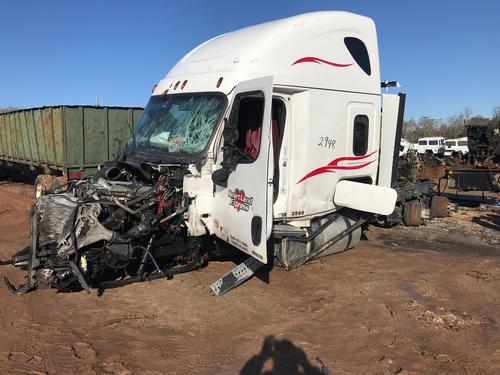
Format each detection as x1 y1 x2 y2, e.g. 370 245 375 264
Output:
402 119 417 142
401 107 488 142
441 113 466 138
462 107 473 122
0 107 20 114
418 116 441 138
468 115 489 126
492 106 500 124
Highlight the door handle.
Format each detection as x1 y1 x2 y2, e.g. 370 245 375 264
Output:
251 216 262 246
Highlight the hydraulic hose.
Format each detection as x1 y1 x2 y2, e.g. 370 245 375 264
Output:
124 187 157 206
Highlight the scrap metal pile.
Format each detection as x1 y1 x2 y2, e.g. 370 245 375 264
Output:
466 123 500 166
446 124 500 193
385 122 499 228
382 150 447 227
1 162 211 294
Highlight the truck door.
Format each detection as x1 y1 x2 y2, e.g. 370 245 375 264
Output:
212 76 274 263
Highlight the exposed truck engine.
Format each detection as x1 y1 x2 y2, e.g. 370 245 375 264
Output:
3 162 212 292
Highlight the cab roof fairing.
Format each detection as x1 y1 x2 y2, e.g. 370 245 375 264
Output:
153 11 380 97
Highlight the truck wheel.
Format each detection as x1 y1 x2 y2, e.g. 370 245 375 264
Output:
490 172 500 193
431 196 448 218
403 201 422 226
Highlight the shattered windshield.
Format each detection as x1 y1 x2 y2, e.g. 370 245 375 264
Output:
133 93 225 154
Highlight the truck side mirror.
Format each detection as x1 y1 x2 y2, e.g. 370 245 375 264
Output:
212 112 241 187
212 166 231 187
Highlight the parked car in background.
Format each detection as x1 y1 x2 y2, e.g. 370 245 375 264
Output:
416 136 445 156
444 137 468 156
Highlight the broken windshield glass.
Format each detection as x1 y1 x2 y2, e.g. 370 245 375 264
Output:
133 93 226 154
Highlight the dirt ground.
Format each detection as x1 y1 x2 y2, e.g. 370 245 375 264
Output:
0 181 499 375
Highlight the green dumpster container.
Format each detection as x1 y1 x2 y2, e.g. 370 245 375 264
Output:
0 105 143 179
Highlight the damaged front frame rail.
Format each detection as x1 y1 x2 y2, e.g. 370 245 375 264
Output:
4 206 40 294
0 229 201 294
2 241 201 295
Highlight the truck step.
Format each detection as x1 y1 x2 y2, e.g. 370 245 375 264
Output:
272 224 306 238
209 257 264 296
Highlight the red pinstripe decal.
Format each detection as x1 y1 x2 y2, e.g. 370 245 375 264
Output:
297 151 378 184
292 56 353 68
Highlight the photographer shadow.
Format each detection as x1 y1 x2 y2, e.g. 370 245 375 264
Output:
239 335 324 375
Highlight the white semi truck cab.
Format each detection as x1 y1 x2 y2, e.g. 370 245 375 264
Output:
3 11 405 294
149 11 402 264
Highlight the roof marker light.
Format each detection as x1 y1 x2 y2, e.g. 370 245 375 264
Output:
216 77 223 88
162 89 169 96
174 81 180 90
181 80 188 89
151 84 158 93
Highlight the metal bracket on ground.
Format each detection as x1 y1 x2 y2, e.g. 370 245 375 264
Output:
210 257 264 296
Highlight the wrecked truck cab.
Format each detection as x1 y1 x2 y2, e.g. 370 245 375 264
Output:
3 11 403 294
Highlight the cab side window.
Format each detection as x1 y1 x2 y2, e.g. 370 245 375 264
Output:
213 91 265 187
353 115 369 156
232 93 264 163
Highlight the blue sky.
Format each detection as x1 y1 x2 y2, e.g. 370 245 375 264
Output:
1 0 499 120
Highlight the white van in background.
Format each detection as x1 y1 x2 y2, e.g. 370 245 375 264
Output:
444 137 468 156
416 136 445 156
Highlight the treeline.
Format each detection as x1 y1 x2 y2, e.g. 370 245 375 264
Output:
0 107 20 114
402 106 500 143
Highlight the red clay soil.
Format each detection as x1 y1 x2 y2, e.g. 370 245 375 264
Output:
0 181 499 375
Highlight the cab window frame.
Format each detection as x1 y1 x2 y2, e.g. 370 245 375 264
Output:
225 90 265 165
353 114 369 156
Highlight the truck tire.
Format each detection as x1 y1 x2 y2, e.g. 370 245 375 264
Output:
431 196 448 218
490 172 500 193
403 201 422 226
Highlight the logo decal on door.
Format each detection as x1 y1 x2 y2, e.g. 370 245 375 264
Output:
229 188 253 212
